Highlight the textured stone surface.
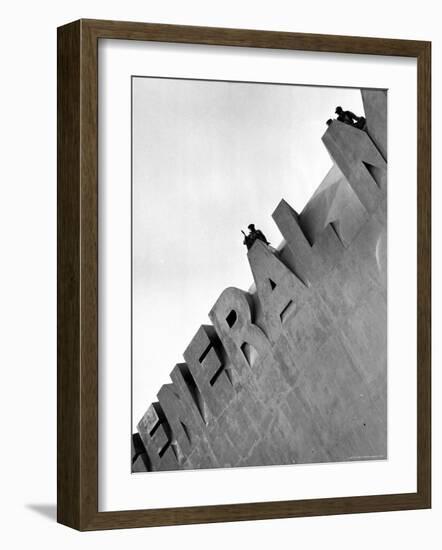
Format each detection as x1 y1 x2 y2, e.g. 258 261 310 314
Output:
300 164 369 248
133 89 388 472
361 89 388 161
322 120 386 213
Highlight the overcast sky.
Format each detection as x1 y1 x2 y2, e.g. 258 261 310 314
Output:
132 77 364 428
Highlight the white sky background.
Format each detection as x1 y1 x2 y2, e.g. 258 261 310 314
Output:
132 78 363 429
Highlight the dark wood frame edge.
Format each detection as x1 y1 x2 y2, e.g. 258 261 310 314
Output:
57 18 431 531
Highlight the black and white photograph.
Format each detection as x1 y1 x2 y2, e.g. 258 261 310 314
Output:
2 0 435 543
131 77 388 473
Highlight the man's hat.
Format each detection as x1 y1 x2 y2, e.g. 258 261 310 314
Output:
335 106 342 114
248 224 255 230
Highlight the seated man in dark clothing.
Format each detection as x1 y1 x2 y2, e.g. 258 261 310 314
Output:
334 106 366 130
242 224 270 250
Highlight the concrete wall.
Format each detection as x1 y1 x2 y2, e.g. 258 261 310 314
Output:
133 89 388 472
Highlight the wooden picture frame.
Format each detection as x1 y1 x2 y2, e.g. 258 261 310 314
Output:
57 19 431 530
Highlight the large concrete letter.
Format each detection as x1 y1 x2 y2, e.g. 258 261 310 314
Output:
209 287 271 385
157 363 206 463
137 402 179 471
273 199 333 284
183 325 233 420
131 432 149 472
322 121 387 212
248 240 304 344
361 89 387 161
